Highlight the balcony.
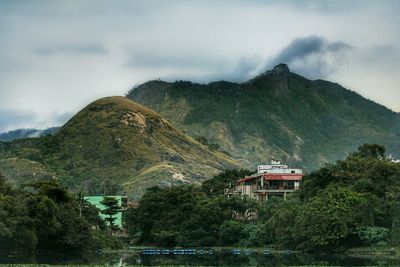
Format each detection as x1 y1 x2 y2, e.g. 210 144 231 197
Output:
255 185 295 192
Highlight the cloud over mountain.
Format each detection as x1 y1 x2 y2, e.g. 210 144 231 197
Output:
270 36 354 79
0 109 72 132
0 109 37 132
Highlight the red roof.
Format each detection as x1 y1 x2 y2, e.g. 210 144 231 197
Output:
238 173 304 183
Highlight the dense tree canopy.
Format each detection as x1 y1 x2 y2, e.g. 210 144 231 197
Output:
0 176 119 252
124 144 400 251
2 143 399 252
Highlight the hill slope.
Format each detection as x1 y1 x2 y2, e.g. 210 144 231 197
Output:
0 97 240 199
127 64 400 170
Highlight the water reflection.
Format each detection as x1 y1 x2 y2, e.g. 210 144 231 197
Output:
1 249 399 266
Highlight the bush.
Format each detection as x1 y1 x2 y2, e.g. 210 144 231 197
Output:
358 227 389 247
218 220 245 245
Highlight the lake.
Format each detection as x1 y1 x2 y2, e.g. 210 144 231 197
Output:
1 248 399 266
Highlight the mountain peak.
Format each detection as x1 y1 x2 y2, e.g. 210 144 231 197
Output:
259 63 291 92
61 96 174 137
49 96 240 199
271 63 290 75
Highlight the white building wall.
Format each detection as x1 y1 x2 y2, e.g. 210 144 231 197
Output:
257 165 302 174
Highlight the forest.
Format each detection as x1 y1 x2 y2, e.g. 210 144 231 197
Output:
1 144 399 253
0 177 121 252
123 144 400 251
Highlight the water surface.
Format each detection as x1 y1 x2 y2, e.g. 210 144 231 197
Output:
0 248 398 266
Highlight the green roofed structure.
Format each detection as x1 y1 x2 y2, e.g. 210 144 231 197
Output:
84 195 128 228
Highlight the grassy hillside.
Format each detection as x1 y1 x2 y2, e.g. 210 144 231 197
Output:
0 97 240 199
127 64 400 170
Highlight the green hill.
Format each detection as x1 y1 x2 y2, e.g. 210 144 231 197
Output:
0 97 240 199
127 64 400 170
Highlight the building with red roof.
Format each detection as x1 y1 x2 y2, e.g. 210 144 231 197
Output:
225 160 304 201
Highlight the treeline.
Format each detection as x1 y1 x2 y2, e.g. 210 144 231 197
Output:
0 176 120 252
124 144 400 251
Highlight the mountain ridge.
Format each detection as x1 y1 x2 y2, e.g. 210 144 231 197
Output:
127 64 400 170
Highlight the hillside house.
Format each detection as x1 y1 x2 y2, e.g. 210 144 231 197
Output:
225 160 304 201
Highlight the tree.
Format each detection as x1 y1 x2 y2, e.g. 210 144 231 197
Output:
82 200 106 230
218 220 245 245
76 191 105 230
358 226 389 247
201 169 253 197
390 201 400 246
216 195 259 223
0 170 11 194
101 196 121 233
259 195 304 248
353 144 385 160
300 185 372 249
0 177 117 253
125 185 227 246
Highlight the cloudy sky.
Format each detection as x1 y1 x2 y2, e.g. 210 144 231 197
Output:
0 0 399 132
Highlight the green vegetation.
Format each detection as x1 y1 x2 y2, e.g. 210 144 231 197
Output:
124 144 400 251
0 97 240 200
84 196 125 228
127 64 400 171
100 196 121 232
123 183 259 247
201 169 253 197
0 173 120 253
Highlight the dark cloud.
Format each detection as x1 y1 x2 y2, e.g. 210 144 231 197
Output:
269 36 353 79
35 43 107 56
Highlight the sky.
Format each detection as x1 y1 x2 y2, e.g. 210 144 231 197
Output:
0 0 399 132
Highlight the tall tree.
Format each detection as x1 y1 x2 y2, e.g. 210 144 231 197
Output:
101 196 121 233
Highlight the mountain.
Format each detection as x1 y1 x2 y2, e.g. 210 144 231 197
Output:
0 127 59 142
0 97 240 199
127 64 400 170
